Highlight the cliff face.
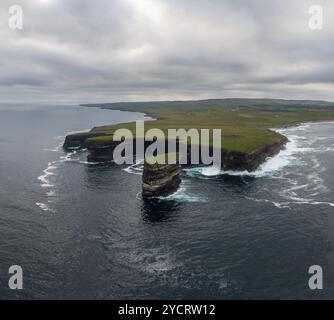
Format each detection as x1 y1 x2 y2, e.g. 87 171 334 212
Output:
222 135 288 171
142 162 181 198
85 139 120 163
63 131 288 171
63 132 108 150
85 139 173 163
62 130 287 198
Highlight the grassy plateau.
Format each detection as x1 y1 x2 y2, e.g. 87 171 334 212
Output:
81 99 334 154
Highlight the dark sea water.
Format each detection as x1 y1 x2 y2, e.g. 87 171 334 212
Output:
0 104 334 300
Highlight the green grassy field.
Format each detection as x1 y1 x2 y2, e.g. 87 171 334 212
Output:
82 99 334 153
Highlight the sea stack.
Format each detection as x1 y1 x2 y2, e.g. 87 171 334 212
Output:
142 156 181 199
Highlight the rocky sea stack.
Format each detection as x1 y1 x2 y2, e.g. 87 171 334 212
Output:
142 159 181 199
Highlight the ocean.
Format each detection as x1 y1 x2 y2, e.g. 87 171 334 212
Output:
0 104 334 299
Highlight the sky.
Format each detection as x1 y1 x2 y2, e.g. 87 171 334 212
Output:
0 0 334 104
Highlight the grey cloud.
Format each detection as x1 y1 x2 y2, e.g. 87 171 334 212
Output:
0 0 334 103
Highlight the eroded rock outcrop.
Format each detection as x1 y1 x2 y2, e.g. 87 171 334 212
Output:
63 130 288 172
142 161 181 199
63 132 108 150
85 138 120 163
222 135 288 171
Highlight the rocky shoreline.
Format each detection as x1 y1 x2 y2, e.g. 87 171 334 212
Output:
63 132 109 150
222 134 289 171
63 129 288 198
63 131 288 172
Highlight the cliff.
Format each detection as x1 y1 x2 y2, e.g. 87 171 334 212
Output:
63 131 288 171
222 134 289 171
63 132 108 150
142 161 181 198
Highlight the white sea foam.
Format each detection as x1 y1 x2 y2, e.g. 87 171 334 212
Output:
124 160 144 175
37 131 104 212
38 145 98 205
46 190 56 197
38 161 58 188
37 122 333 210
185 122 334 209
245 196 291 209
157 184 208 203
246 196 334 209
305 201 334 207
44 146 61 152
183 166 221 178
43 141 63 152
293 199 334 207
77 160 100 165
59 150 78 162
145 258 177 274
61 158 100 165
184 124 320 179
36 202 52 212
38 149 80 189
123 248 181 274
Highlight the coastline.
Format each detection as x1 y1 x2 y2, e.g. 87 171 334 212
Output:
63 102 334 172
63 104 289 172
61 112 334 201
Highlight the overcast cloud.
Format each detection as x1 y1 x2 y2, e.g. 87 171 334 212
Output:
0 0 334 104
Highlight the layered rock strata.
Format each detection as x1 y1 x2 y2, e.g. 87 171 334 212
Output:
63 132 288 171
142 161 181 199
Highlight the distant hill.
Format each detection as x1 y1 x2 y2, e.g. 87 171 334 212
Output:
82 98 334 114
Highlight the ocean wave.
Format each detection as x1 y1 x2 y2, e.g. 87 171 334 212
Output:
245 196 291 209
37 146 101 206
36 202 53 212
185 124 325 179
289 197 334 208
122 122 332 181
59 150 78 162
300 201 334 207
185 122 334 210
156 184 208 203
246 195 334 209
43 140 64 153
43 146 62 152
117 247 181 274
61 158 101 165
38 151 78 189
38 161 58 188
124 160 144 175
46 190 56 197
77 160 100 165
183 166 221 179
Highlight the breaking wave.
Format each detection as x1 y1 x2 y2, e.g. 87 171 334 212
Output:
157 184 208 203
38 161 58 188
184 122 334 208
184 123 329 179
37 122 334 210
35 202 54 213
37 143 82 212
124 160 144 175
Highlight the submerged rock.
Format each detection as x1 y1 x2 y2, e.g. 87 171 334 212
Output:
142 160 181 199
